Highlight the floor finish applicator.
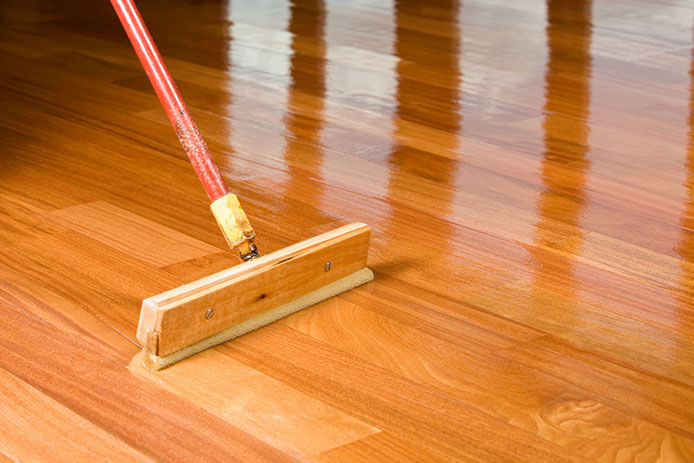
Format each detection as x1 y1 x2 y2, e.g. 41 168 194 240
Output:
110 0 373 370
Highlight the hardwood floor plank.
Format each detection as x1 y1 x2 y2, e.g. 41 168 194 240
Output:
281 295 694 461
0 264 137 356
461 282 694 385
218 324 587 462
506 337 694 440
0 367 153 463
0 283 296 462
47 201 222 267
131 349 380 458
317 432 444 463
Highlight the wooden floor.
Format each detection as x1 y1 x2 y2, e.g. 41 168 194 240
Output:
0 0 693 461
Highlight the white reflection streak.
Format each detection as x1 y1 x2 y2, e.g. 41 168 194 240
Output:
319 0 397 209
226 0 292 176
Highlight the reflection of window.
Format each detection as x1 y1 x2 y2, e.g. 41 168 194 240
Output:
229 23 292 90
225 4 292 172
326 46 398 114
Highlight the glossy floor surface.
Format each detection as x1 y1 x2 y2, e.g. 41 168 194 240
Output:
1 0 693 461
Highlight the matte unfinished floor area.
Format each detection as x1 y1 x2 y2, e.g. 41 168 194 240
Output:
1 0 693 461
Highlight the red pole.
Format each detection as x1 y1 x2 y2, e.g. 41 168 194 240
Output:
109 0 229 202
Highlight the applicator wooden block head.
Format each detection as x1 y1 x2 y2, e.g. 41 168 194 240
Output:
135 222 373 370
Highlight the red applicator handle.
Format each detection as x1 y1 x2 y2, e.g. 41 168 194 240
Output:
110 0 258 260
110 0 228 202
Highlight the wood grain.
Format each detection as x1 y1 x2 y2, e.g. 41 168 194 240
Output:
130 348 380 457
0 367 153 463
0 279 296 462
47 201 221 267
0 0 693 460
